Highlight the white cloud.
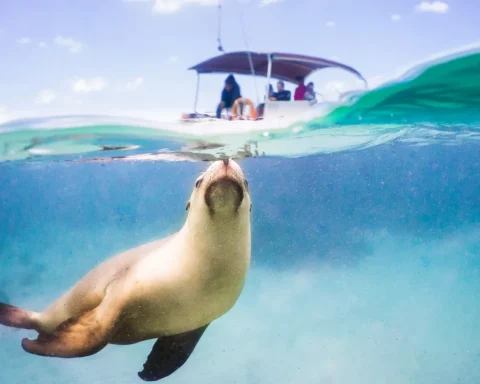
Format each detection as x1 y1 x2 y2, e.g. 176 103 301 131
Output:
391 14 402 21
318 74 388 102
320 81 351 101
415 1 449 14
17 37 31 44
54 36 84 54
125 77 144 91
38 41 48 48
34 90 56 105
153 0 218 14
168 55 179 62
326 21 336 27
72 77 107 93
259 0 284 7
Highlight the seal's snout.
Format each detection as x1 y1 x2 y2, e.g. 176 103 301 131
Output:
204 178 243 215
202 158 246 215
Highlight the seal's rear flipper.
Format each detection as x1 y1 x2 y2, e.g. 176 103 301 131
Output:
0 302 37 330
138 324 209 381
21 305 121 358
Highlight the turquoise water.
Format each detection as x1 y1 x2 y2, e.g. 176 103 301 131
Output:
1 45 480 383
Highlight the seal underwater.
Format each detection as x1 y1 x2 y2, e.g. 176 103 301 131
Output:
0 158 252 381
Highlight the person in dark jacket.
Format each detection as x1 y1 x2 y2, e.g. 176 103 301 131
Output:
216 74 242 118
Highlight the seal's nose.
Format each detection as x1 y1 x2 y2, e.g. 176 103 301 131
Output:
223 158 229 167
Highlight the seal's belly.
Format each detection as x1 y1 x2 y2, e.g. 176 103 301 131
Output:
108 237 250 344
110 275 245 344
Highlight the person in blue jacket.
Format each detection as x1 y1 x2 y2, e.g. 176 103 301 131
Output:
270 80 291 101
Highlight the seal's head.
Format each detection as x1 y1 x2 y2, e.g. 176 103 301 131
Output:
186 158 251 220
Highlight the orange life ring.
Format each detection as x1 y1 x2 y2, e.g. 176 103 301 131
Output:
231 97 257 120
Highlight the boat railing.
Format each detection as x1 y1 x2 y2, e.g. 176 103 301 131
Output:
263 100 313 120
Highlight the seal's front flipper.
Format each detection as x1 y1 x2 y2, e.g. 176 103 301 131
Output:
21 304 122 358
138 324 209 382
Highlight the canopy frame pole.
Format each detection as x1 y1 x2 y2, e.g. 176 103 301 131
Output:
266 54 273 92
264 53 273 117
193 73 200 113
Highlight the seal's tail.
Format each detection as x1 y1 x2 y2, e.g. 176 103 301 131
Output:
0 302 38 330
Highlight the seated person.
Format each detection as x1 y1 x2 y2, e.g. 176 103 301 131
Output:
294 76 307 100
216 74 242 118
305 81 317 103
270 80 291 101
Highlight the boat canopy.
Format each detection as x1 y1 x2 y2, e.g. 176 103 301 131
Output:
189 51 367 85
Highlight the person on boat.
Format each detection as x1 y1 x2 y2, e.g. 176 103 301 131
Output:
216 74 242 119
294 76 307 101
305 81 316 102
270 81 291 101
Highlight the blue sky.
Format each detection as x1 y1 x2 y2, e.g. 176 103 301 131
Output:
0 0 478 123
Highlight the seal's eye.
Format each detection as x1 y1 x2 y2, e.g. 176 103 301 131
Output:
244 179 249 189
195 178 203 188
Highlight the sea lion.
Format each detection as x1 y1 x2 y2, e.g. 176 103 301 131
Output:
0 158 252 381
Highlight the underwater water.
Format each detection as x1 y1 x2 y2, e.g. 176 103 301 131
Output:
1 45 480 383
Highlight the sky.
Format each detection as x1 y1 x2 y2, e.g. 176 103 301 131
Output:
0 0 478 124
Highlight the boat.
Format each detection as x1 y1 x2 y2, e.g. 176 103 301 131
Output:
180 50 367 125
